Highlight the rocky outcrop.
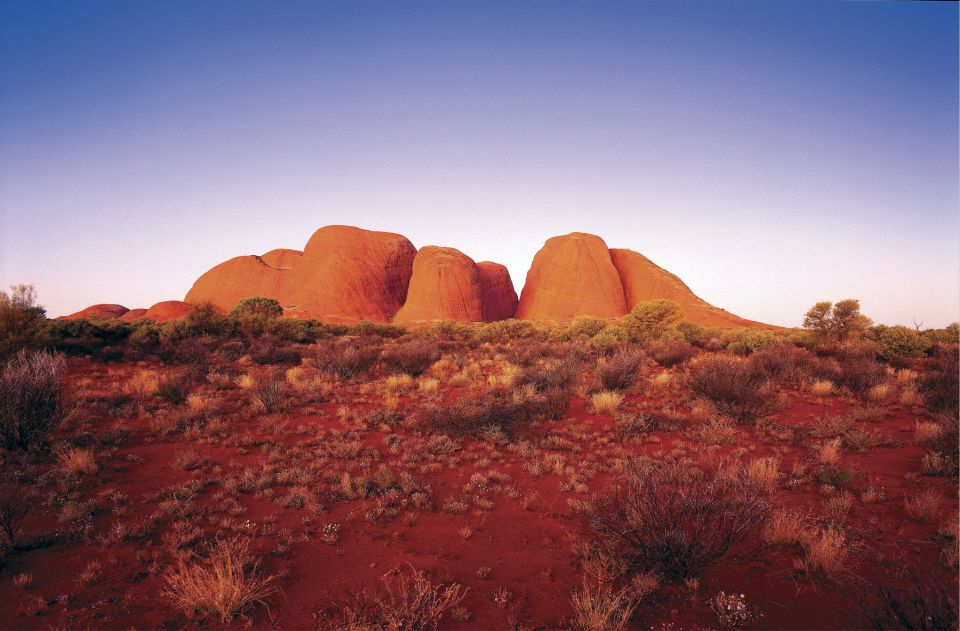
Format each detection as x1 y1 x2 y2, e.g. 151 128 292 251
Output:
477 262 519 322
118 308 148 322
141 300 195 322
609 248 766 328
185 254 291 313
515 233 627 320
60 304 129 320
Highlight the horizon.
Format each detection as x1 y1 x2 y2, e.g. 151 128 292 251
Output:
2 1 958 327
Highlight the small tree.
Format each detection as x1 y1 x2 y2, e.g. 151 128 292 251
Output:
802 299 871 341
620 300 682 344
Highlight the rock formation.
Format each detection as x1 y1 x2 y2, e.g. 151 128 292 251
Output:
140 300 195 322
477 262 519 322
61 304 130 320
393 246 518 326
610 248 765 329
185 254 292 314
515 233 627 320
118 308 148 322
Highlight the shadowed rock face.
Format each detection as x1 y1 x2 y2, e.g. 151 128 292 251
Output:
477 262 519 322
515 232 627 320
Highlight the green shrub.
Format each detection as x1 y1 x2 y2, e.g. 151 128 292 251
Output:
619 300 683 345
230 297 283 319
0 285 48 358
875 325 930 360
802 299 872 341
562 316 608 340
724 329 777 356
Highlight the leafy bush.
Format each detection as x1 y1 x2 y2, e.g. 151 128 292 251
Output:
649 340 694 367
0 285 47 358
687 355 779 424
874 325 931 361
803 299 872 341
0 350 66 450
230 297 283 319
383 338 440 376
595 349 643 390
562 316 609 340
618 300 682 344
584 462 771 581
724 329 777 355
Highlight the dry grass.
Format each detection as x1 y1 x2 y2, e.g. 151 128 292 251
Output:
590 391 623 416
384 374 415 392
817 438 842 466
867 384 891 403
186 393 216 419
762 509 809 546
58 447 98 475
904 489 943 523
810 380 834 397
418 378 440 394
165 537 275 623
123 369 160 397
652 371 672 387
746 457 780 490
915 421 944 445
802 528 848 576
569 580 638 631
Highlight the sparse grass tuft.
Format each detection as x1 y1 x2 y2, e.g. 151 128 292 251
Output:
590 391 623 416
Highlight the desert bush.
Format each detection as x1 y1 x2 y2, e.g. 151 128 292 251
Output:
584 462 771 581
0 483 29 545
618 300 682 344
57 447 98 475
920 345 959 420
419 390 553 439
156 373 192 405
383 338 440 376
749 343 809 383
649 339 693 367
230 296 283 320
250 341 302 366
595 349 643 390
563 316 609 340
248 376 287 414
165 537 275 623
860 553 958 631
0 350 66 450
0 285 48 358
803 299 872 342
327 565 465 631
314 339 380 380
874 325 931 361
835 349 886 398
569 580 638 631
687 355 779 424
724 329 777 356
516 358 579 392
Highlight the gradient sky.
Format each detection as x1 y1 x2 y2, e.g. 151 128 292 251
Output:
1 1 957 327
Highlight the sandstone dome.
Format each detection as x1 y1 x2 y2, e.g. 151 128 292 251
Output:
515 232 627 320
61 304 129 320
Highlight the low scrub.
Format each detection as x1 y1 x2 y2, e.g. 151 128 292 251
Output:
687 355 778 424
0 350 66 450
584 462 771 581
382 338 440 376
314 339 380 380
649 340 694 368
595 349 643 390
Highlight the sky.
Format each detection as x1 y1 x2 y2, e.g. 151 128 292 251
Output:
1 1 957 327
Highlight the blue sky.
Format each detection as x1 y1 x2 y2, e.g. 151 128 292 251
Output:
1 0 957 326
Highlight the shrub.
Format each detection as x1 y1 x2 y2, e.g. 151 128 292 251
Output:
649 339 694 367
569 580 638 631
248 376 287 414
876 325 930 361
329 566 465 631
861 553 958 631
595 349 643 390
920 345 959 420
0 285 47 358
156 373 192 405
0 350 66 450
382 338 439 376
801 528 847 576
724 329 777 356
230 297 283 320
516 358 579 392
419 391 548 439
584 463 771 581
165 537 275 623
835 349 886 398
803 299 872 342
619 300 682 344
314 339 380 380
687 356 779 424
563 316 609 340
0 483 29 545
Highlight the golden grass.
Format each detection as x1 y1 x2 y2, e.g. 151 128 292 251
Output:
802 528 848 575
186 393 216 419
867 383 891 403
58 447 98 475
569 580 638 631
123 369 160 397
236 374 256 390
762 509 809 546
590 391 623 416
652 371 672 387
810 380 835 397
915 421 944 445
164 537 275 623
746 457 780 490
904 488 943 523
817 438 842 465
384 374 414 392
418 378 440 394
898 384 923 406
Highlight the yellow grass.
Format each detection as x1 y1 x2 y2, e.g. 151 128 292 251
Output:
58 447 97 475
418 377 440 394
569 580 638 631
915 421 943 445
590 391 623 415
652 371 672 387
123 370 160 397
746 457 780 490
810 380 834 397
817 438 842 465
867 384 890 403
384 374 414 392
802 528 847 575
762 509 808 546
164 537 275 622
904 488 943 522
186 393 216 418
236 374 256 390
